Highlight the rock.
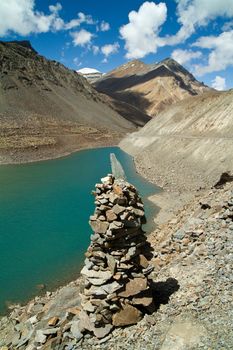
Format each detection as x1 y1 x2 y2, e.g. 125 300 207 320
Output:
78 310 94 333
15 329 34 348
173 229 186 240
93 324 113 339
42 327 59 335
112 304 142 326
82 301 96 313
28 315 38 324
112 204 125 215
118 277 147 297
35 330 47 344
70 321 83 340
106 254 116 274
89 220 109 234
101 281 122 294
106 210 117 222
132 296 153 307
81 266 113 281
113 185 124 196
101 176 113 185
47 316 59 327
132 208 145 217
81 266 113 285
139 254 149 268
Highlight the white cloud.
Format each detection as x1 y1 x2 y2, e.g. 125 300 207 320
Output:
101 42 119 57
65 12 95 30
0 0 65 36
92 45 100 55
166 0 233 45
0 1 98 36
211 76 226 91
100 21 110 32
70 29 93 47
48 3 62 13
171 49 202 65
120 1 167 59
193 30 233 75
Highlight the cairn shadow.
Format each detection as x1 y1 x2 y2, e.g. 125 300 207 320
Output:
149 278 180 312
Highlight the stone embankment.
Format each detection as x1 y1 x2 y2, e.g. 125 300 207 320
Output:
0 179 232 349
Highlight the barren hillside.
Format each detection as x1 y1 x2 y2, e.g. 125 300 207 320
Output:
95 58 210 117
120 89 233 192
0 41 149 164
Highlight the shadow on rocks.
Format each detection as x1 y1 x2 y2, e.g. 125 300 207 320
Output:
150 278 180 311
139 278 180 315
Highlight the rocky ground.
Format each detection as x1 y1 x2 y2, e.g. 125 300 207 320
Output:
0 118 123 165
0 177 232 349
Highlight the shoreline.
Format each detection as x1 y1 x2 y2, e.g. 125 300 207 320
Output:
0 139 121 166
0 143 162 317
1 143 231 349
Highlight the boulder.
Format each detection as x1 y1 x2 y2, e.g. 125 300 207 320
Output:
112 304 142 326
118 278 147 298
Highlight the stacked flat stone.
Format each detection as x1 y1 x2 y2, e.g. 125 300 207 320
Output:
79 174 154 339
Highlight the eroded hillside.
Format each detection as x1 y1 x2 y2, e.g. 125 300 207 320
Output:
121 89 233 192
95 58 210 117
0 41 149 164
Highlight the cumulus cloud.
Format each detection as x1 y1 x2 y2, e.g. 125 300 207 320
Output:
120 1 167 59
0 1 98 37
211 76 226 91
166 0 233 45
70 29 93 47
0 0 65 36
100 21 110 32
65 12 95 30
171 49 202 65
193 30 233 75
101 42 119 57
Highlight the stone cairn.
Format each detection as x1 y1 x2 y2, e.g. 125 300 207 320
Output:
78 154 155 339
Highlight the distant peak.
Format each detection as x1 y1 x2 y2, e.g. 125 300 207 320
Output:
156 57 195 78
77 67 101 74
160 57 181 66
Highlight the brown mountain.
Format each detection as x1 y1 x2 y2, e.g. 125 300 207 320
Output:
94 58 210 117
0 41 149 164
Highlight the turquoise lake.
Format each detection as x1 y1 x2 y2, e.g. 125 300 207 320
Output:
0 147 160 314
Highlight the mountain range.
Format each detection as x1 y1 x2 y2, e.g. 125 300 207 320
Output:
94 58 210 117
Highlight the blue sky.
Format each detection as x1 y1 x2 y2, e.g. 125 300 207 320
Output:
1 0 233 90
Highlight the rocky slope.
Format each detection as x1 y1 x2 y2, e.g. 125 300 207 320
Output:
121 89 233 196
0 177 232 349
94 58 210 117
0 41 149 164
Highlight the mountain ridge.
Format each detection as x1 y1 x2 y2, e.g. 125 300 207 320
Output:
94 57 211 117
0 40 149 164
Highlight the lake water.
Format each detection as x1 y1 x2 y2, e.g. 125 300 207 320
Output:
0 147 160 314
